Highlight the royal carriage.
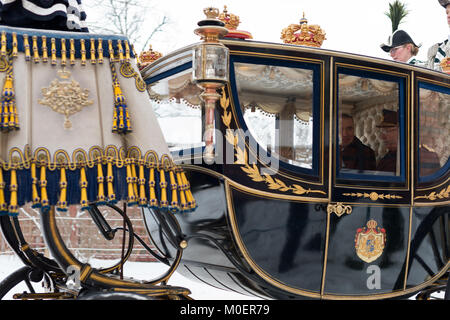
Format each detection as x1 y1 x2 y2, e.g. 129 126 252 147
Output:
0 4 449 300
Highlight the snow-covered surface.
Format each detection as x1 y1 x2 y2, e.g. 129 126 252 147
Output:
0 254 261 300
0 254 446 300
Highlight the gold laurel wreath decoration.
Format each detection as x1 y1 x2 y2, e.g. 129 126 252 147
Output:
414 185 450 201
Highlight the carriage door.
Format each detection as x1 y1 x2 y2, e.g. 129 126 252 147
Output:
325 62 412 296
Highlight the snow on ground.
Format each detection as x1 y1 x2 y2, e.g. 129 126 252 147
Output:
0 254 446 300
0 254 261 300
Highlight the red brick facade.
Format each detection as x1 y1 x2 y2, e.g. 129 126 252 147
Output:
0 204 157 263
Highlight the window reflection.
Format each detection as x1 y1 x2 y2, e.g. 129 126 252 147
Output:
235 63 314 169
338 74 400 176
419 88 449 177
147 69 204 152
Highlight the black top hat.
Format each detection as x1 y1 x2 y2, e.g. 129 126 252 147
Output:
439 0 450 8
380 30 421 53
377 109 398 127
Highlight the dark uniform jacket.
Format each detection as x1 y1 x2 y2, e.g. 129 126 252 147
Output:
376 147 441 176
377 150 397 173
419 146 441 177
341 137 376 172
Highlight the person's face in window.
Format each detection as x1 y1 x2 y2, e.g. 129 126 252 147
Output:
380 126 398 152
341 116 355 147
389 44 412 63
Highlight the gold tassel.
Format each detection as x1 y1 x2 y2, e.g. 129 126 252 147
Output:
131 160 138 200
30 161 40 208
108 39 115 62
125 107 131 130
41 36 48 63
51 38 57 65
148 166 158 208
12 33 18 58
32 36 39 63
125 159 136 205
0 167 7 213
60 38 67 67
176 170 188 212
138 160 146 206
2 76 13 129
69 39 76 66
57 165 68 211
169 168 179 212
90 38 96 64
132 44 140 65
96 161 106 203
124 40 130 62
23 34 31 61
112 106 118 132
106 157 115 202
97 38 104 64
110 62 131 134
79 166 89 210
1 54 18 131
1 31 6 57
159 167 168 209
39 164 49 210
8 167 18 215
118 104 124 130
181 171 196 210
80 39 86 66
7 100 16 129
117 40 124 64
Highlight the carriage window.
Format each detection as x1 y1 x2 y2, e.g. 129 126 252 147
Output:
234 63 314 169
147 69 203 152
418 86 450 179
338 73 401 176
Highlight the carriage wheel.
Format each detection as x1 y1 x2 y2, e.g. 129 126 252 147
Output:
0 265 54 300
415 272 449 300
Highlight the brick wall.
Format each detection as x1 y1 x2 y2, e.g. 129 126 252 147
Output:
0 203 157 263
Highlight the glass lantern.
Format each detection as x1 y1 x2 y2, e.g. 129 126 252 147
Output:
193 43 229 84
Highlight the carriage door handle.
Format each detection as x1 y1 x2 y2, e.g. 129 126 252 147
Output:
327 202 352 217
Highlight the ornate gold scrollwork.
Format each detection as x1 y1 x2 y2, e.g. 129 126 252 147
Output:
38 68 93 129
120 62 146 92
327 202 352 217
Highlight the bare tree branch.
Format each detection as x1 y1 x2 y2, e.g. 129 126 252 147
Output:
84 0 170 53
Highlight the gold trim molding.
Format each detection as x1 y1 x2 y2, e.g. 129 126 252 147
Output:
327 202 352 217
343 192 402 201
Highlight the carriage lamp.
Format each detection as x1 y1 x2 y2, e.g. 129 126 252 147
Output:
193 7 229 162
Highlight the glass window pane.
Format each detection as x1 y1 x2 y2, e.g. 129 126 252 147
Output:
234 63 314 169
338 74 400 176
148 69 203 152
419 88 450 177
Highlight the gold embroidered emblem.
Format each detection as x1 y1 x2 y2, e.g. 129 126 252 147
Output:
38 68 94 129
354 220 386 263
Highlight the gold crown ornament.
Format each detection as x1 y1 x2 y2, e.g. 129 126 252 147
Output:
281 13 326 47
218 6 253 40
218 5 240 30
440 57 450 74
138 45 163 70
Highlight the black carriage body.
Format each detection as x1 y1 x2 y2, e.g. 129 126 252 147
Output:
142 40 450 299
